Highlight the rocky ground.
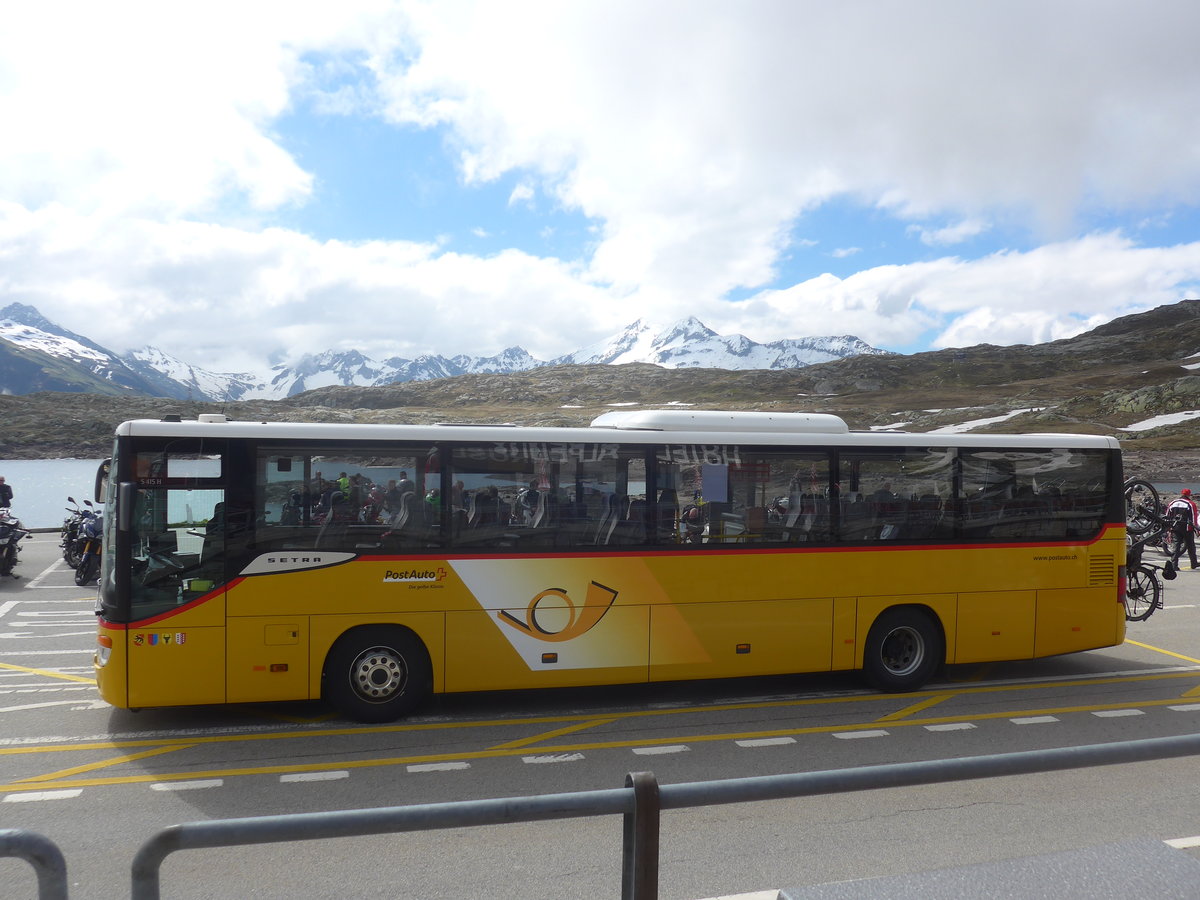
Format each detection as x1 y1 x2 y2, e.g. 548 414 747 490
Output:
1124 450 1200 485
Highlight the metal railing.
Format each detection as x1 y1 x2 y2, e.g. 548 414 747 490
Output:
0 828 68 900
128 731 1200 900
8 731 1200 899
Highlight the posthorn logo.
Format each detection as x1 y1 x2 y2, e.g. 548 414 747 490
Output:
498 581 619 642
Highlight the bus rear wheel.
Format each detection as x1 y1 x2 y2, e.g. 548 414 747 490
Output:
323 627 432 723
862 607 943 692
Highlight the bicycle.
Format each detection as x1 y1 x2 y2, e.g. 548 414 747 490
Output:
1124 477 1160 536
1122 478 1176 622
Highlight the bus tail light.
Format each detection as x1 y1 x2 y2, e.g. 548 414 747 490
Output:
1117 565 1127 606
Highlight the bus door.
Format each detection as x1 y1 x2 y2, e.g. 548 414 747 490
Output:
124 447 229 708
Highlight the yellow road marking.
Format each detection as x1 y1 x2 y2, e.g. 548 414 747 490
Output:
0 661 95 684
13 745 193 784
6 688 1200 792
4 668 1199 761
489 718 618 750
877 693 953 721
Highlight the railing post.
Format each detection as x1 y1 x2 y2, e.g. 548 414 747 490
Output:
0 828 69 900
622 771 660 900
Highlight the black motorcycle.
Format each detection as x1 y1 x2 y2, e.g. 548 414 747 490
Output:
74 512 102 586
60 496 96 569
0 509 30 577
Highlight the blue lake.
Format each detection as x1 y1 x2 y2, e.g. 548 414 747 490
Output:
0 459 106 529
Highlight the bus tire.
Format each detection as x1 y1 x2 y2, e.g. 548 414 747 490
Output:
862 607 943 692
323 626 432 723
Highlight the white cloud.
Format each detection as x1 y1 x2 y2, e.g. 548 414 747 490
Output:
724 233 1200 349
909 219 991 247
2 2 1200 378
371 1 1200 293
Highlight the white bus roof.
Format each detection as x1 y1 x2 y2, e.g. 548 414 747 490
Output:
114 411 1122 451
589 409 849 433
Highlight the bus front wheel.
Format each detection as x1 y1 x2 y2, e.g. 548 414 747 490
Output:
862 607 943 692
323 627 432 723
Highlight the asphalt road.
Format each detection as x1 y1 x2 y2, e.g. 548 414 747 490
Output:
3 533 1200 899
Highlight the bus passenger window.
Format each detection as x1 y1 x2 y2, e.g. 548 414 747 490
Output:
839 449 954 542
450 442 648 551
254 448 441 553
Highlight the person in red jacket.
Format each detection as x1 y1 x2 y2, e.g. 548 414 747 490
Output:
1167 488 1199 570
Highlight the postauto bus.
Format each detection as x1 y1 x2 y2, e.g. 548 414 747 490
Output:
93 410 1126 722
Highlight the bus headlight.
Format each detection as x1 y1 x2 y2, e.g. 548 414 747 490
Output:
96 634 112 667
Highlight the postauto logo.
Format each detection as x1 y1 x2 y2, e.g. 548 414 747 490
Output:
498 581 619 642
383 567 448 583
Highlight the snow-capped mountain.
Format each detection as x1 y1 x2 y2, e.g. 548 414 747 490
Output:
0 303 890 401
554 317 885 369
0 303 166 396
122 346 262 402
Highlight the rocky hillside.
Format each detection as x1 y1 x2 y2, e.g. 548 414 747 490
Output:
3 300 1199 480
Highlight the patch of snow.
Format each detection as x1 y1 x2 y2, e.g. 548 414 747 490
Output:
927 408 1041 435
1121 410 1200 432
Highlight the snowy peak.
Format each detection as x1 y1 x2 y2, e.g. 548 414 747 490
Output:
122 346 261 402
0 304 890 401
553 318 888 370
0 302 114 366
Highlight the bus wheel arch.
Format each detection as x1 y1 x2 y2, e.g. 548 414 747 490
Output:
322 625 433 723
861 605 944 692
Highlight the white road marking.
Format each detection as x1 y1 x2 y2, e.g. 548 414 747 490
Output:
17 609 94 617
522 753 586 764
281 771 349 783
3 790 83 803
150 780 224 791
1168 704 1200 712
924 722 976 732
0 632 97 641
0 684 93 692
1165 835 1200 849
632 745 690 755
735 737 797 747
833 730 889 739
407 762 470 773
1011 716 1060 724
1091 709 1145 718
24 558 67 588
0 699 102 713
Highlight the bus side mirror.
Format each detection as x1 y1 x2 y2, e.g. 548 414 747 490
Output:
95 458 111 503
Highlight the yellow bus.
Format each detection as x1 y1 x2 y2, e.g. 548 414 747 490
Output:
93 410 1127 722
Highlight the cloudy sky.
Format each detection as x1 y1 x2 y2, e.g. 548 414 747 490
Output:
3 1 1200 377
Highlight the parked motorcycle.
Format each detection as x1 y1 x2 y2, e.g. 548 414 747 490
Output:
74 512 102 586
60 496 96 569
0 508 31 577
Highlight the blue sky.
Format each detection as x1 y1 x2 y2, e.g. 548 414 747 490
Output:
3 1 1200 376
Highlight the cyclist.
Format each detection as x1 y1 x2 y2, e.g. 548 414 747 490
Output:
1167 489 1199 570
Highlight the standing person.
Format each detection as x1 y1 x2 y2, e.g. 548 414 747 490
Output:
1167 489 1200 570
0 476 12 508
